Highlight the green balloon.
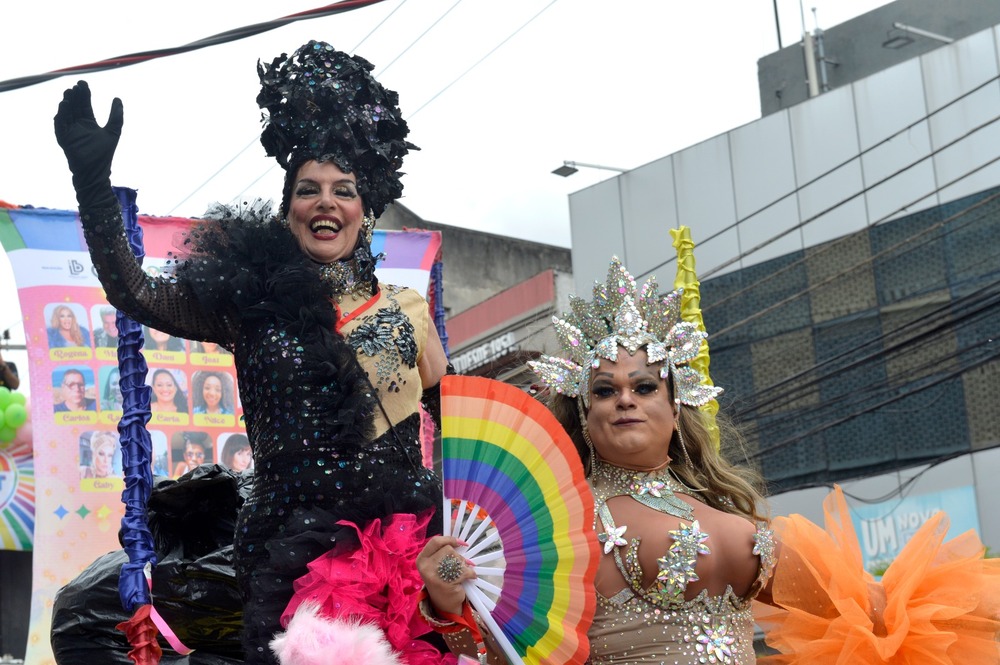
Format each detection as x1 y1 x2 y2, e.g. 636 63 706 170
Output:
0 426 14 443
0 387 10 410
0 410 5 429
9 392 25 406
4 403 26 428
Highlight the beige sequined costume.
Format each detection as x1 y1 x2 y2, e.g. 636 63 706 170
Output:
588 462 776 665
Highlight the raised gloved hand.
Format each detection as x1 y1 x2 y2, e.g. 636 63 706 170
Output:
54 80 123 210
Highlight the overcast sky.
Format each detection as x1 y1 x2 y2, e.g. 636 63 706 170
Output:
0 0 890 391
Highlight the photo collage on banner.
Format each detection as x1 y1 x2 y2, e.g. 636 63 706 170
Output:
51 302 253 492
45 302 247 493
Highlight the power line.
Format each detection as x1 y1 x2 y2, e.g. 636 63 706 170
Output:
184 0 558 211
640 73 1000 280
351 0 409 53
727 236 1000 429
374 0 465 78
691 188 1000 479
707 162 1000 340
742 282 1000 434
0 0 391 94
742 278 1000 425
749 336 1000 461
731 212 1000 418
170 138 261 215
405 0 560 119
699 116 1000 326
732 263 1000 458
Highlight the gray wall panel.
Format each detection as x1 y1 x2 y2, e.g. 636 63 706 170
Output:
569 178 625 296
673 135 738 244
620 157 678 279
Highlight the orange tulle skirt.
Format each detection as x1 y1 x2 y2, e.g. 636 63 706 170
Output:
754 486 1000 664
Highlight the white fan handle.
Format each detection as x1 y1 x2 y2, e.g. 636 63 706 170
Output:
464 581 524 665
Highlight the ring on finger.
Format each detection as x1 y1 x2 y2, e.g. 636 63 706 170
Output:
436 553 464 583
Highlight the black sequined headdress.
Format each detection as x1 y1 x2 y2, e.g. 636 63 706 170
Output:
257 41 417 218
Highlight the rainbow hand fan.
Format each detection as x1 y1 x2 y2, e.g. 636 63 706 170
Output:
440 375 600 665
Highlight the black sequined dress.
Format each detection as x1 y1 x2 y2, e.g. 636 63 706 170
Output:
80 204 442 664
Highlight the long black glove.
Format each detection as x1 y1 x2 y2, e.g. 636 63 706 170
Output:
54 80 123 210
420 363 456 431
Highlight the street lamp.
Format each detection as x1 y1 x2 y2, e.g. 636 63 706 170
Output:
882 22 954 49
551 160 627 177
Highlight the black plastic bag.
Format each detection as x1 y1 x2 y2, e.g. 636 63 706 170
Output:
51 465 251 664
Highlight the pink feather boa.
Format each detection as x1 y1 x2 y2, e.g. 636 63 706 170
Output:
269 512 456 665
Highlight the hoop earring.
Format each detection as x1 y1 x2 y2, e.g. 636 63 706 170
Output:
576 398 597 474
674 401 694 469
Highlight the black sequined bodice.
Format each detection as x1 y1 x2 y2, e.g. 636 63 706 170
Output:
80 203 441 664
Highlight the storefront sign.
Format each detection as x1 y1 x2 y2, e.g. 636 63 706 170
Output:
849 485 980 574
453 332 519 374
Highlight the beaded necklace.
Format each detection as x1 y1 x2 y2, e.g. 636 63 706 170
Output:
591 459 694 521
318 241 380 303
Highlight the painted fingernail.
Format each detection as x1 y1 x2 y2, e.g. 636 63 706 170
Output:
465 559 476 566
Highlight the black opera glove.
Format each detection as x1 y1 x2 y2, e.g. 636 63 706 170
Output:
421 363 456 431
54 80 123 210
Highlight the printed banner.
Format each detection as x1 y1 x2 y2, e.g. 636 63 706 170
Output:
0 406 33 550
849 485 981 574
0 203 442 664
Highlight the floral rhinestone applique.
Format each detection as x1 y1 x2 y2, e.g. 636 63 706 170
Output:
693 618 736 664
655 520 711 600
599 524 628 554
597 502 628 554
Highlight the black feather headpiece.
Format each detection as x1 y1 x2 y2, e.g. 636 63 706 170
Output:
257 41 417 217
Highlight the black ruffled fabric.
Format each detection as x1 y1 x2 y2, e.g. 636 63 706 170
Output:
165 203 440 663
64 200 440 664
174 203 378 450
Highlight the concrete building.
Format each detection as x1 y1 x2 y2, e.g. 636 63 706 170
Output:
758 0 1000 116
379 203 572 321
568 0 1000 568
445 268 575 386
379 202 576 393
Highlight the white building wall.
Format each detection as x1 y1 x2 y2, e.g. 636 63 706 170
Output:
570 25 1000 295
568 25 1000 551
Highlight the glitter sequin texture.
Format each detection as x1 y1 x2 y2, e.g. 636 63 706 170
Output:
588 459 777 664
529 257 723 409
81 204 441 665
257 41 417 218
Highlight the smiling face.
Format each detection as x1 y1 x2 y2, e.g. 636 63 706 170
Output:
287 160 365 263
152 371 177 405
93 441 114 477
586 348 675 469
202 375 223 411
149 328 171 349
57 307 75 331
102 312 117 337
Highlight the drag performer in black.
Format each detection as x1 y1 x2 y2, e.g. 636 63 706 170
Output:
55 41 450 664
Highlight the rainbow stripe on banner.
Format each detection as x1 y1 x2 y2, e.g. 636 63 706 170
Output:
0 206 442 297
0 432 33 550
